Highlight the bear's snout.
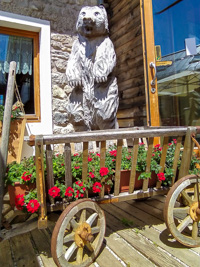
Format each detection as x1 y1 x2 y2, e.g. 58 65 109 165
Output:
83 17 95 24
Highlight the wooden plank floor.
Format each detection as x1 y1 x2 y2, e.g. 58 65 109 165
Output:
1 195 200 267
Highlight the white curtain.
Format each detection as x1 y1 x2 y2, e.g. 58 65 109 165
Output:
0 35 33 75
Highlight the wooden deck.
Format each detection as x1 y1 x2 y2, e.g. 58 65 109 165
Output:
1 195 200 267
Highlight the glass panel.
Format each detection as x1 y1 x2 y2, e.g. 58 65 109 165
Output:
152 0 200 126
0 33 34 114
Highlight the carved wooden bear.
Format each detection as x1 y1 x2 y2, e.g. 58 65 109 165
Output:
66 5 119 131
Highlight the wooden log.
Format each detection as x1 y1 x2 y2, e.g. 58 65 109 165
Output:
119 95 146 108
117 107 145 119
116 56 144 76
117 75 144 92
110 4 140 35
0 61 16 230
111 15 141 43
116 44 143 65
117 64 144 83
118 119 134 128
113 24 142 49
121 86 144 100
115 34 142 55
109 0 140 26
108 0 131 12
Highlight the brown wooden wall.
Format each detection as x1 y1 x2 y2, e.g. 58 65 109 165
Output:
105 0 147 128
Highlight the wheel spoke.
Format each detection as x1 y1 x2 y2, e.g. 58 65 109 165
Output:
173 207 190 217
85 241 94 252
76 247 83 264
192 221 198 239
181 190 193 206
65 242 77 261
86 212 98 226
70 218 78 230
177 215 192 233
79 209 86 223
63 232 75 243
91 226 100 235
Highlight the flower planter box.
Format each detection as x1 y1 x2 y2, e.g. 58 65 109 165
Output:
119 170 158 192
0 118 26 164
8 182 36 208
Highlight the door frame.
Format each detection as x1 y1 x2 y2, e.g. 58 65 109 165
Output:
140 0 160 126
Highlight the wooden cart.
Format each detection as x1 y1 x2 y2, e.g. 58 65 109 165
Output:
25 126 200 266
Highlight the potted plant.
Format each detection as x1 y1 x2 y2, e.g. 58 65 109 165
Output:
15 190 40 214
5 156 37 207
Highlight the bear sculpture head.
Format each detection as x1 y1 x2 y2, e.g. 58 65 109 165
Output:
76 5 109 38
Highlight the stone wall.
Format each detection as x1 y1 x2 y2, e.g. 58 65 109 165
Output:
0 0 98 133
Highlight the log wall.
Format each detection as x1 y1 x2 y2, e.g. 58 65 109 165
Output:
106 0 147 128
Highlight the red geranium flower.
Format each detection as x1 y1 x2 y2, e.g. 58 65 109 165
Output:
99 167 109 177
157 172 165 181
65 187 74 197
173 139 177 144
48 186 60 198
27 199 40 213
21 171 32 182
88 157 93 162
89 172 95 178
15 194 25 210
92 182 102 193
74 166 80 169
109 150 117 157
75 181 83 187
74 153 79 156
96 153 100 157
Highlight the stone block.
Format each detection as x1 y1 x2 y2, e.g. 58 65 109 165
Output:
52 85 66 99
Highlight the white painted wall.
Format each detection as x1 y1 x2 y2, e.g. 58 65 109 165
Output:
0 11 53 137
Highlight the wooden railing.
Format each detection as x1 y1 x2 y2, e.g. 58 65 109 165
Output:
26 126 198 228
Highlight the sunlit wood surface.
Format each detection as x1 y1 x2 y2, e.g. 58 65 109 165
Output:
1 195 200 267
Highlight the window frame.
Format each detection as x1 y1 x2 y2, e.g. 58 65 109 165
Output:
0 26 40 122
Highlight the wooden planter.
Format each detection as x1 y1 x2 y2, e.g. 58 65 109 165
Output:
119 170 158 192
0 118 26 164
7 182 36 208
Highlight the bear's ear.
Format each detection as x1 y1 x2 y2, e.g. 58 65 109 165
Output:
99 5 109 33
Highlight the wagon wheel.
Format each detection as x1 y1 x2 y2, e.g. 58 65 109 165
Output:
51 198 106 267
164 175 200 247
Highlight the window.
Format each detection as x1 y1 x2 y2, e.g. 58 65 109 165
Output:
0 26 40 122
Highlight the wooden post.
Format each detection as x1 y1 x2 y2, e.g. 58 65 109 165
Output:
0 61 16 230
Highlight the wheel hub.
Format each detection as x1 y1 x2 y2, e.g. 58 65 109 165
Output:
74 222 94 248
189 202 200 222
